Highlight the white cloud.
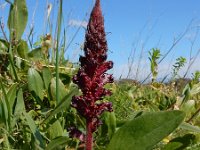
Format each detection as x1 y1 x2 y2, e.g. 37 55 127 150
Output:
113 57 200 82
68 19 88 28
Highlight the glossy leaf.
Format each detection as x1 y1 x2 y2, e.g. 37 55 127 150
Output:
28 68 44 100
8 0 28 40
107 110 185 150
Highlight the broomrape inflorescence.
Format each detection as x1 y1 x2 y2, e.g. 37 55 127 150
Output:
69 0 114 149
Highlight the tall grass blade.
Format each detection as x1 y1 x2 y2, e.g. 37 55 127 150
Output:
55 0 63 105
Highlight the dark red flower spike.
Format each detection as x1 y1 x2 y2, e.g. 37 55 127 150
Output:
70 0 114 149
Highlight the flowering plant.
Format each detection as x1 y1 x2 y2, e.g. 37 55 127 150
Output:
70 0 114 149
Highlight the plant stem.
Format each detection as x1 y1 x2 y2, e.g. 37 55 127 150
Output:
55 0 62 104
86 119 93 150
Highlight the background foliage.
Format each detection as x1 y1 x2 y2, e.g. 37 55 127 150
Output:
0 0 200 150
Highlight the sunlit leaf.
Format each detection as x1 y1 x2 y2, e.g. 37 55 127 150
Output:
42 67 52 90
190 83 200 96
28 68 44 100
50 77 67 104
28 47 43 59
107 111 185 150
8 0 28 40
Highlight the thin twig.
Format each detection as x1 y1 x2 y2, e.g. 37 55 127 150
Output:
141 20 193 83
0 20 8 42
184 28 200 77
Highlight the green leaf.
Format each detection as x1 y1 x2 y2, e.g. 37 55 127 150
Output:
43 88 78 124
50 77 67 104
180 122 200 133
107 110 185 150
7 83 18 113
7 0 28 40
28 47 43 59
24 112 45 149
190 83 200 96
28 68 44 100
17 40 29 58
47 120 63 140
162 134 196 150
104 112 116 139
46 136 68 150
42 67 52 90
181 100 195 115
0 99 8 127
0 79 10 129
14 88 25 116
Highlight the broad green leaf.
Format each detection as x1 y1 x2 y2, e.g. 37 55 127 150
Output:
14 88 25 116
7 83 18 113
17 40 29 58
107 110 185 150
43 88 78 124
42 67 52 90
47 120 63 140
28 47 43 59
50 77 67 104
24 112 45 149
8 0 28 40
28 68 44 100
46 136 68 150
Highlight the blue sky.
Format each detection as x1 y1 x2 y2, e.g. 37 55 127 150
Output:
1 0 200 80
